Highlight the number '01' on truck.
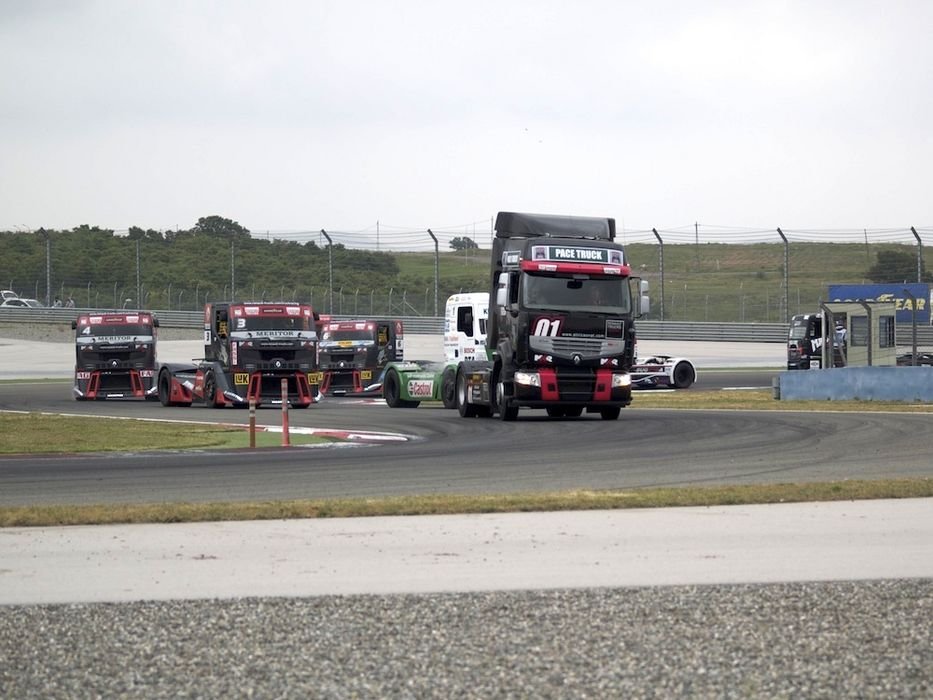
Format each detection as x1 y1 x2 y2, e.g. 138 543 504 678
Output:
455 211 649 421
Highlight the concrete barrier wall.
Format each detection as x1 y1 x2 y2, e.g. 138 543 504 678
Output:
778 367 933 402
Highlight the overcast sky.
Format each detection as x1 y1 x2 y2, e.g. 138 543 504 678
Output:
1 1 931 249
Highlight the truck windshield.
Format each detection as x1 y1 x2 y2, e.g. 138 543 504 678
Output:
521 275 631 314
77 324 154 338
238 317 311 332
323 329 374 342
788 318 818 340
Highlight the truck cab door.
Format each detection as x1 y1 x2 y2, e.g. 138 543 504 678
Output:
206 307 229 362
376 323 394 364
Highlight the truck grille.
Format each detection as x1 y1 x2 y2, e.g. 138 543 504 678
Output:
244 361 312 371
531 336 625 360
555 371 597 402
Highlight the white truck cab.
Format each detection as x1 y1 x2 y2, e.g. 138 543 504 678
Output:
444 292 489 363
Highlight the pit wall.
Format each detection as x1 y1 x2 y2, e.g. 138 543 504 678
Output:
777 367 933 402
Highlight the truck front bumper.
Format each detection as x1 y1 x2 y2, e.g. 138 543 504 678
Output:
512 368 632 406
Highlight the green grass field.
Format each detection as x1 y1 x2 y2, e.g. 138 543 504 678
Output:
392 240 930 322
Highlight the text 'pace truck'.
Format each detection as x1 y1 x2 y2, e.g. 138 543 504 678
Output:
72 311 160 400
157 301 320 408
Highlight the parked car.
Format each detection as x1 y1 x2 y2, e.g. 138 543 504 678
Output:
0 298 43 308
896 352 933 367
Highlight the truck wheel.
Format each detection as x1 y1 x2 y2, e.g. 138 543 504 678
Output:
203 372 222 408
672 361 696 389
158 371 173 407
496 379 519 421
441 367 457 409
383 370 403 408
383 370 418 408
456 369 478 418
600 407 621 420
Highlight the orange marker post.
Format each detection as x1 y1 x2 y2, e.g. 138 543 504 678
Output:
281 378 290 447
249 398 256 448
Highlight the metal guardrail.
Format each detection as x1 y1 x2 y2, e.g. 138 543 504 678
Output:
636 321 787 343
0 307 446 334
3 307 933 345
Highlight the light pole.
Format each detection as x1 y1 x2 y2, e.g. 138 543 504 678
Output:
321 229 333 313
777 227 789 324
427 229 439 316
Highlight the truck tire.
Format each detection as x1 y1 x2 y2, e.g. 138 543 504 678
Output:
672 361 696 389
203 372 218 408
496 379 519 422
384 370 419 408
456 369 479 417
441 367 457 409
158 370 174 407
600 407 621 420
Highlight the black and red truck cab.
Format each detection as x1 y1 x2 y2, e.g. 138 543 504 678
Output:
157 301 320 408
456 211 648 421
72 312 159 400
317 319 403 395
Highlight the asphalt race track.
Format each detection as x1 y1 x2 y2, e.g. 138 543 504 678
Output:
2 378 933 506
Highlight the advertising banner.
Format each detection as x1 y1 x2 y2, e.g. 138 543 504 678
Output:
827 283 930 324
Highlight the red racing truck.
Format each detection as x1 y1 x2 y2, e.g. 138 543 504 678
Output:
72 311 160 400
317 319 404 395
157 301 321 408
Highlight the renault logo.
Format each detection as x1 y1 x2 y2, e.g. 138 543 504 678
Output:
572 354 582 365
274 360 283 369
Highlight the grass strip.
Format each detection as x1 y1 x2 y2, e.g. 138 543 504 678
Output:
0 412 329 453
2 478 931 527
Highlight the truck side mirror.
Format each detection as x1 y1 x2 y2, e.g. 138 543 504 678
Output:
639 294 651 318
153 319 160 328
495 272 509 310
71 320 77 330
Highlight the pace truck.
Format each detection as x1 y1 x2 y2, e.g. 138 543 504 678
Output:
317 319 403 395
72 311 160 400
157 301 320 408
455 211 649 421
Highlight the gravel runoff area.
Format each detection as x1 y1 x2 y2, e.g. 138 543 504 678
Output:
2 580 930 698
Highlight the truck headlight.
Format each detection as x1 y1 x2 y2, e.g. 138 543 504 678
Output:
612 373 632 388
513 371 540 387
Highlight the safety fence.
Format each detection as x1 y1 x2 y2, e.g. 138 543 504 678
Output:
5 306 933 345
